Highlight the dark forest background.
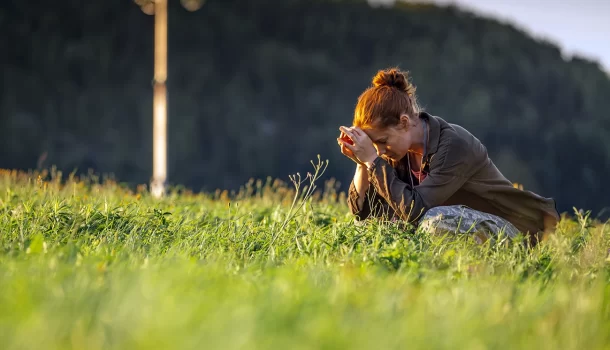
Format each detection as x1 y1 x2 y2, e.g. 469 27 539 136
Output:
1 0 609 217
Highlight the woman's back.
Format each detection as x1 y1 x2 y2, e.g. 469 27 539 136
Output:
421 113 559 237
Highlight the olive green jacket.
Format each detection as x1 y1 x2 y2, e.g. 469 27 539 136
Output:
347 112 560 240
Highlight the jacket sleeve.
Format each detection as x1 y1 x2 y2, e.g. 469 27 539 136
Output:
367 135 476 223
347 179 396 221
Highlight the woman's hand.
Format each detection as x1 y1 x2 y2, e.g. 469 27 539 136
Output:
338 126 378 166
337 129 363 165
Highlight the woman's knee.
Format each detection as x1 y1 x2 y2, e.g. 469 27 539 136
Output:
418 205 519 240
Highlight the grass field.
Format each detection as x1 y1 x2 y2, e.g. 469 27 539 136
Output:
0 164 609 350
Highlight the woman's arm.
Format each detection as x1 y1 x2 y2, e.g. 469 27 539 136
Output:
352 164 369 210
366 136 474 223
346 165 369 219
339 128 384 220
347 164 396 221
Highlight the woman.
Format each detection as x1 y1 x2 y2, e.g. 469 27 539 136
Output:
337 68 559 245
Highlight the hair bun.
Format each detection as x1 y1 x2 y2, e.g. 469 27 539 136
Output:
372 68 415 96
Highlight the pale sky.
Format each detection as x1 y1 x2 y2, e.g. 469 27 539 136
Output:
369 0 610 74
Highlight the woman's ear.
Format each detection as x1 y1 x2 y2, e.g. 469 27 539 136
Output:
398 114 411 130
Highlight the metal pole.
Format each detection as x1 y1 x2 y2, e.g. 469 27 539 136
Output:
151 0 168 198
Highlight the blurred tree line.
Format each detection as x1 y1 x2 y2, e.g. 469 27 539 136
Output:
1 0 609 217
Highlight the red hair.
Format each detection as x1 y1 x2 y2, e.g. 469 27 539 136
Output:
353 67 420 129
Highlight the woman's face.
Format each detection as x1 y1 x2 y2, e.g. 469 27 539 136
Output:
362 115 419 162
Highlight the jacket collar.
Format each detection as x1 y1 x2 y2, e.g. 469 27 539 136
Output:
420 111 440 157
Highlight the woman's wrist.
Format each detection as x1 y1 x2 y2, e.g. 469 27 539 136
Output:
363 156 379 170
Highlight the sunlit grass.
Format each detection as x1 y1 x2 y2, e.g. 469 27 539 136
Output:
0 163 609 350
